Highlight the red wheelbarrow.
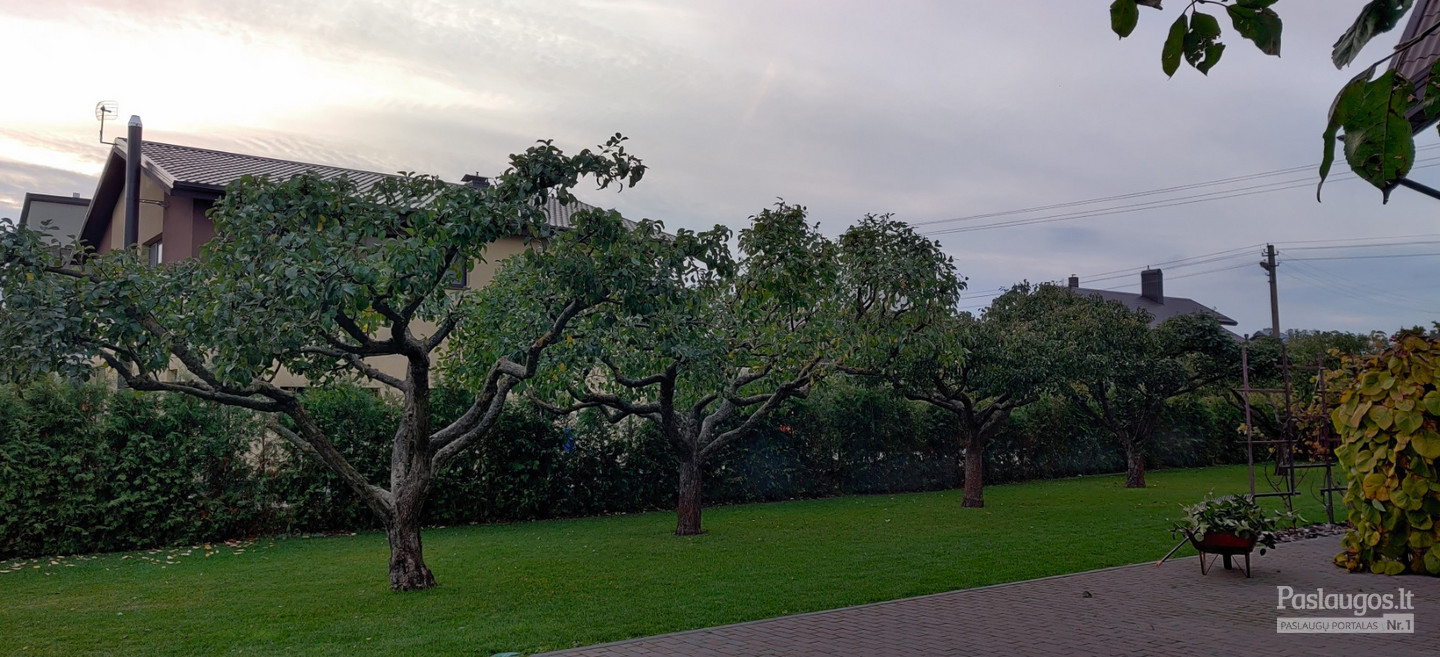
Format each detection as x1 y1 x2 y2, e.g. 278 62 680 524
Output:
1188 531 1257 577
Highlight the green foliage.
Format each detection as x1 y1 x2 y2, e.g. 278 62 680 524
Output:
1151 392 1247 467
1110 1 1433 200
1333 0 1415 69
0 379 265 559
1180 10 1226 75
1331 331 1440 576
988 390 1243 482
1119 1 1283 78
1170 493 1297 554
2 135 669 586
1226 1 1282 56
1023 286 1238 487
1110 0 1140 39
273 385 397 531
1320 69 1416 201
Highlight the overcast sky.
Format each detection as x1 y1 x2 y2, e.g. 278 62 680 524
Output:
1 0 1435 335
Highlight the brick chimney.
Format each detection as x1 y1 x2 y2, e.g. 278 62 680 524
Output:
1141 268 1163 303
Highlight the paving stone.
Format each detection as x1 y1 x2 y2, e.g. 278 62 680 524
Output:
537 536 1439 656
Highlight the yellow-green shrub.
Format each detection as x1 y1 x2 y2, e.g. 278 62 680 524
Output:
1332 332 1440 575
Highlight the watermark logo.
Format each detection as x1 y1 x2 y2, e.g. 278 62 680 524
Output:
1275 586 1417 634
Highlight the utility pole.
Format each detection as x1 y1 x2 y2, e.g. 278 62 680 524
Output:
1260 244 1280 340
1259 243 1296 511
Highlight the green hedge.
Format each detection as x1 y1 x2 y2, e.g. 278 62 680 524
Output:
0 377 1246 558
0 378 266 558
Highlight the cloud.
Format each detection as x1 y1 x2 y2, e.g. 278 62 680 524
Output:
0 160 98 221
1 0 1433 333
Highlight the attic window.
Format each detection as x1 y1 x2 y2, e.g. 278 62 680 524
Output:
146 237 163 267
444 258 468 289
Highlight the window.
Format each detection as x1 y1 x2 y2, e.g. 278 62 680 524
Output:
444 258 468 289
146 238 163 267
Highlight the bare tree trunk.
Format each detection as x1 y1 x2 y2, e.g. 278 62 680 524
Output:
1123 439 1146 489
962 435 985 508
676 456 703 536
385 506 435 591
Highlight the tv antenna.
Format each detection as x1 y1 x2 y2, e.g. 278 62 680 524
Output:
96 101 119 144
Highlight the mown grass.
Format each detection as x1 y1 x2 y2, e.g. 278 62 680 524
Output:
0 464 1339 656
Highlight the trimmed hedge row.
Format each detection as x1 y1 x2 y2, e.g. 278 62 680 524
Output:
0 378 1245 558
0 379 266 558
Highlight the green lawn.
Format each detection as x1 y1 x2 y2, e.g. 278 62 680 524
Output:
0 464 1339 656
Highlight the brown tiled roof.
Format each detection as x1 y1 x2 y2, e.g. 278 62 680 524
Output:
1068 286 1238 328
1394 0 1440 131
115 138 393 195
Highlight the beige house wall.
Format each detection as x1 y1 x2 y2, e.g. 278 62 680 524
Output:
266 235 534 388
100 173 168 254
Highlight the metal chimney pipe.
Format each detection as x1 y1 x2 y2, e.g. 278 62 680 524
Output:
123 115 142 248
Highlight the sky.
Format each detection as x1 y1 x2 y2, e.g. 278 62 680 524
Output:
0 0 1436 335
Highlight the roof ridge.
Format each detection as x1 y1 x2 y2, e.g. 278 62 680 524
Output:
116 138 395 180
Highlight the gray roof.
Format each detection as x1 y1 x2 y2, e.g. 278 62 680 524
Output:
1395 0 1440 132
1068 286 1238 328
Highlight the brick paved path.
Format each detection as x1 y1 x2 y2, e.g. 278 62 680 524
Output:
538 536 1439 656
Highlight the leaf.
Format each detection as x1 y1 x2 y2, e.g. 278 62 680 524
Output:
1402 474 1430 502
1363 472 1388 497
1412 430 1440 460
1319 67 1379 200
1162 14 1187 77
1332 0 1417 70
1182 13 1225 74
1190 11 1221 39
1226 5 1282 56
1350 399 1374 428
1424 390 1440 416
1197 43 1225 75
1369 404 1395 430
1397 409 1424 435
1327 70 1417 200
1360 370 1385 395
1111 0 1140 39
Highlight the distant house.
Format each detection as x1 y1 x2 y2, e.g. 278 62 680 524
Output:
1065 269 1237 330
19 192 90 245
80 138 595 272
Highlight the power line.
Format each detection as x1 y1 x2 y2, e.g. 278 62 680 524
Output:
1284 260 1435 312
912 144 1440 230
1285 239 1440 252
1167 261 1257 281
1056 236 1440 291
1281 232 1440 246
1079 244 1263 280
954 237 1440 312
1287 252 1440 261
916 157 1440 237
1281 262 1439 315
